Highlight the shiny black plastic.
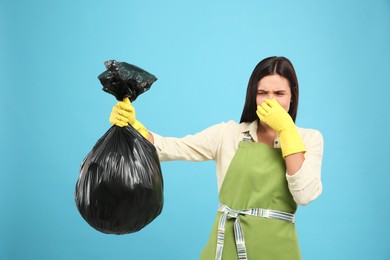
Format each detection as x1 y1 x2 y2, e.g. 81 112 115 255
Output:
98 60 157 102
75 61 163 234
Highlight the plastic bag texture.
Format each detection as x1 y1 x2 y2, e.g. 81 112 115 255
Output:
75 60 163 234
98 60 157 102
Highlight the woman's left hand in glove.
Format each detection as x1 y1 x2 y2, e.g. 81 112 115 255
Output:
257 98 306 157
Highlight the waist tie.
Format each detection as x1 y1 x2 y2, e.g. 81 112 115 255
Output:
215 203 295 260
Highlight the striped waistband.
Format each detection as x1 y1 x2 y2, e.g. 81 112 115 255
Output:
215 203 295 260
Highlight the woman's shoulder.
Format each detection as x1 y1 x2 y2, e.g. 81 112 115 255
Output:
297 127 322 135
297 127 324 143
210 120 239 128
209 120 240 132
218 120 254 132
205 120 246 137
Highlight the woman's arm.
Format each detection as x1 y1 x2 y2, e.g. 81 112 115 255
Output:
148 132 155 144
285 129 324 205
149 122 228 162
256 99 323 205
285 152 305 175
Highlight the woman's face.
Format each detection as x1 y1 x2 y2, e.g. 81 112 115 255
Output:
256 75 292 112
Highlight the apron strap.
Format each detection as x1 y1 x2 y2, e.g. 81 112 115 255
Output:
215 203 295 260
242 131 254 143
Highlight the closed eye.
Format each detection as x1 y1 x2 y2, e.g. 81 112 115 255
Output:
275 91 286 96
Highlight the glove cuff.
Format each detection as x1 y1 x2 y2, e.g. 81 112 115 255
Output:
132 120 149 139
279 127 306 157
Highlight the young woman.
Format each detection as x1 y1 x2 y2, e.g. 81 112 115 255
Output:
110 56 324 260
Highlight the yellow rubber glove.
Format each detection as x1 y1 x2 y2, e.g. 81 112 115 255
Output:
109 97 149 139
256 99 306 157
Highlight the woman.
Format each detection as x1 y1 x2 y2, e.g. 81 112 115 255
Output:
110 56 324 259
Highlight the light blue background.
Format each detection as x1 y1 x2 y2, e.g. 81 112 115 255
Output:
1 0 389 259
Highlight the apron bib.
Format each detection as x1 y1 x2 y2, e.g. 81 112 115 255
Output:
200 138 301 260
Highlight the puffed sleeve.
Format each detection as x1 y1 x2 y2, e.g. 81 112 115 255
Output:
286 128 324 205
150 122 228 162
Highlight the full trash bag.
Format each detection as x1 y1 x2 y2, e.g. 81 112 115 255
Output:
75 60 163 235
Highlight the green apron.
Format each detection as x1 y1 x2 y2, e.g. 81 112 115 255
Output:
200 137 301 260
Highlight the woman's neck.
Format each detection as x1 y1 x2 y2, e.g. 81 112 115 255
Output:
257 121 278 146
257 121 276 135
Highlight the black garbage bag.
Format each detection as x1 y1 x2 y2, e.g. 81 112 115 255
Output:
75 60 163 235
98 60 157 102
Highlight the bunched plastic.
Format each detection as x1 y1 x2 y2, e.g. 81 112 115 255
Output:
75 60 163 234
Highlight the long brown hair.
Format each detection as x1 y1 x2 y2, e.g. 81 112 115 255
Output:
240 56 299 123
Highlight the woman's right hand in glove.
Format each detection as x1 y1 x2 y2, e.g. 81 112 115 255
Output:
109 97 134 127
109 97 149 139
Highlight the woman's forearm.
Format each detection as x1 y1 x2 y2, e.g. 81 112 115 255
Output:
147 132 154 144
285 152 305 176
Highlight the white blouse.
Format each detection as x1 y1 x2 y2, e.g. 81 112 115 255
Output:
151 120 324 206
